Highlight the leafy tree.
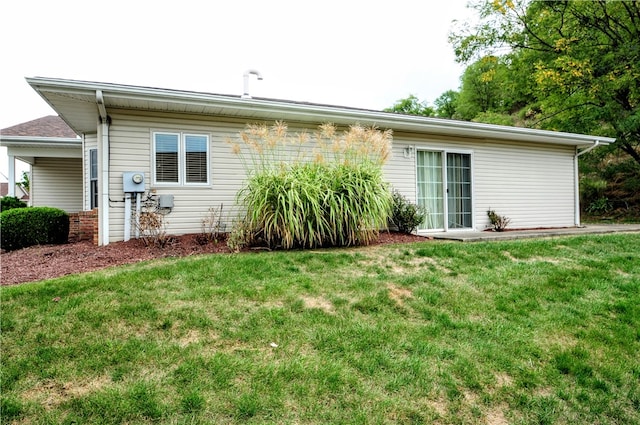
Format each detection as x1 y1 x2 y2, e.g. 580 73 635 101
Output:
450 0 640 167
472 111 514 126
456 56 510 120
434 90 459 118
384 95 435 117
18 171 29 193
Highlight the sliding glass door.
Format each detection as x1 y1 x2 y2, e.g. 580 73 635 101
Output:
417 151 444 229
446 153 472 229
417 150 472 231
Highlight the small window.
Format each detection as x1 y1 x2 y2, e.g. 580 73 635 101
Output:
153 132 209 185
89 149 98 209
185 135 208 183
155 133 179 183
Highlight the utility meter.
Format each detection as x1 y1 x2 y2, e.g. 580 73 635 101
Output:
123 171 145 193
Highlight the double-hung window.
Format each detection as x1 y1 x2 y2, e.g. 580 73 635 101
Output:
153 132 209 185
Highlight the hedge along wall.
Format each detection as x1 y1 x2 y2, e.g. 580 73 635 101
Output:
0 207 70 251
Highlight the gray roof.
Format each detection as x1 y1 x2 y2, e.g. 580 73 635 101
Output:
1 115 77 138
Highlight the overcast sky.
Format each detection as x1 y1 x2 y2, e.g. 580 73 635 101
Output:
0 0 475 176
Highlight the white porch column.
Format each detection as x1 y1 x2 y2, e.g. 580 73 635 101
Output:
7 154 15 196
98 121 110 245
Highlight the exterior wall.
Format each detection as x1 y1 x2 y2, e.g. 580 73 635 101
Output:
385 133 576 231
106 112 253 242
31 157 83 212
103 111 578 242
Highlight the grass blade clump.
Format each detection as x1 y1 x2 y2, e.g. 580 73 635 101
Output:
229 121 392 249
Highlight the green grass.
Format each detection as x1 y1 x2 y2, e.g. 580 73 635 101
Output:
1 234 639 424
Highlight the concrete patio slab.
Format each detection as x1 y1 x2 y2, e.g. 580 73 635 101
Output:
423 224 640 242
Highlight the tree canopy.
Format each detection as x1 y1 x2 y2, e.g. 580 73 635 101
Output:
450 0 640 166
383 94 435 117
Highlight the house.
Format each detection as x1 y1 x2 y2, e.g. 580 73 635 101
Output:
3 77 614 246
1 115 80 210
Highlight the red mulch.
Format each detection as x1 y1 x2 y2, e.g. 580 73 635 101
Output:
1 232 429 286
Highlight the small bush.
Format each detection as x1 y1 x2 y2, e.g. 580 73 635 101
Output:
389 191 426 234
1 196 27 212
137 211 172 248
1 207 69 251
586 197 613 215
227 219 253 253
580 177 607 210
487 209 511 232
196 204 226 245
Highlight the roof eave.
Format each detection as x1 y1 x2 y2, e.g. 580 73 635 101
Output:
0 135 82 149
25 77 616 147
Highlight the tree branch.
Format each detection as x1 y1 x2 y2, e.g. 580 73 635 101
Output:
530 101 604 127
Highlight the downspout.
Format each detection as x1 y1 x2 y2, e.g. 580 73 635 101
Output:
96 90 110 245
574 140 600 227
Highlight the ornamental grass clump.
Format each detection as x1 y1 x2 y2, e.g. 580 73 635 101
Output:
229 121 393 250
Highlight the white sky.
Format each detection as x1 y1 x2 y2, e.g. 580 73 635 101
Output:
0 0 475 178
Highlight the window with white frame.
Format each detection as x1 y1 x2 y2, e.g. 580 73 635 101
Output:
153 132 209 185
89 149 98 209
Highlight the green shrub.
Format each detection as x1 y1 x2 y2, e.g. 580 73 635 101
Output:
389 191 426 233
471 111 515 126
487 209 511 231
580 177 607 208
0 207 69 251
586 197 613 215
230 122 393 249
1 196 27 212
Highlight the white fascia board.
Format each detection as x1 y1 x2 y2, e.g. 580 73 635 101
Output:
0 135 82 149
26 77 616 147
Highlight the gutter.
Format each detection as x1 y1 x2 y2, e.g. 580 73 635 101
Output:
574 140 601 227
96 90 110 246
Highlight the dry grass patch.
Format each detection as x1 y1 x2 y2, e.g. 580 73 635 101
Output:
502 250 566 265
387 283 413 307
175 329 220 348
428 397 448 417
301 295 334 314
22 376 112 409
494 372 513 388
485 404 510 425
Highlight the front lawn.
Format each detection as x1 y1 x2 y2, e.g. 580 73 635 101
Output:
1 234 639 424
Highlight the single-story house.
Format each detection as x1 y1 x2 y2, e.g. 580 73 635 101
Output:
3 77 614 245
1 115 80 210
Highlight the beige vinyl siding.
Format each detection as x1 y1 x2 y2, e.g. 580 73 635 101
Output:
104 111 577 242
473 141 575 229
383 142 416 198
386 133 576 231
106 112 257 242
31 157 83 212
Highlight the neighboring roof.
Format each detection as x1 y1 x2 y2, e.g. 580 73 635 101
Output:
0 183 29 200
0 115 81 152
1 115 77 138
26 77 616 148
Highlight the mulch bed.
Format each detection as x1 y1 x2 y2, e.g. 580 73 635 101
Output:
1 232 428 286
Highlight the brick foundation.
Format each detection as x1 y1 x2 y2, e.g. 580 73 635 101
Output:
68 209 98 244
